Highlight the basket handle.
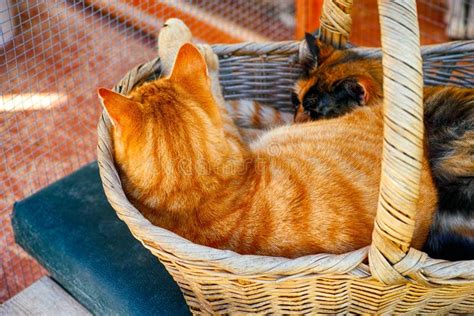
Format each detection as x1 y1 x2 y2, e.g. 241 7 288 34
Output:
321 0 426 284
319 0 353 48
370 0 425 284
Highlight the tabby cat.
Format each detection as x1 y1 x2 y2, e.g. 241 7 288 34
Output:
288 34 473 261
98 20 437 258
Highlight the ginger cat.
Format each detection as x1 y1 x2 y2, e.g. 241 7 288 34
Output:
97 21 437 258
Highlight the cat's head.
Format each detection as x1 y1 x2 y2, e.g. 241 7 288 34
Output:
98 44 229 209
293 33 384 122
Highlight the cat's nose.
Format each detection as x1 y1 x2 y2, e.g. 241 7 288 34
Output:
294 105 311 123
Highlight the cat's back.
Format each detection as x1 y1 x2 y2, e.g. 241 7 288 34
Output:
247 104 436 255
254 105 384 204
245 106 385 255
252 104 384 169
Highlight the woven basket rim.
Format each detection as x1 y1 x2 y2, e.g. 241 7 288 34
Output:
97 39 474 285
209 39 474 56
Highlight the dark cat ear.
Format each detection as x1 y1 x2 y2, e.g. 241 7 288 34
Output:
305 32 319 60
98 88 141 127
303 34 336 74
334 77 371 105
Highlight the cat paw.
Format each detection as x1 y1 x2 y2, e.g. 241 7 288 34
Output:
158 18 193 75
198 44 219 73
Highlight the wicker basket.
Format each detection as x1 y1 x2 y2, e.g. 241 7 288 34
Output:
97 0 474 313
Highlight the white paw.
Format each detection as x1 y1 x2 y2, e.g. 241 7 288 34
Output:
198 44 219 73
158 18 193 75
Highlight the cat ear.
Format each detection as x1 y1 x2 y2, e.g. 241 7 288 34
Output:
97 88 141 127
304 33 335 62
335 77 371 105
305 32 320 60
344 76 372 105
303 34 335 73
169 43 209 89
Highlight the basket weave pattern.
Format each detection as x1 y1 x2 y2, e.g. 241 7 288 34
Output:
97 0 474 313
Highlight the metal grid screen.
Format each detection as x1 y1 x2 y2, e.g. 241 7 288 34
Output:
0 0 471 303
0 0 295 302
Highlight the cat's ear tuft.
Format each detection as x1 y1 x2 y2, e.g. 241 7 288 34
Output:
169 43 208 85
98 88 140 127
315 39 335 64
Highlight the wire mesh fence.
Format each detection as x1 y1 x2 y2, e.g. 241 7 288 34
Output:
351 0 473 46
0 0 295 302
0 0 471 303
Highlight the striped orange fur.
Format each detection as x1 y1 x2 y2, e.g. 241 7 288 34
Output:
225 99 293 129
224 99 293 142
98 43 437 258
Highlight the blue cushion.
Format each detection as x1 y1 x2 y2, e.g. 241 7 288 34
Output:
12 162 189 315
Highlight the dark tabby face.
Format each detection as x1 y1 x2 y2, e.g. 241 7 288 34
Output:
293 77 367 121
293 34 383 122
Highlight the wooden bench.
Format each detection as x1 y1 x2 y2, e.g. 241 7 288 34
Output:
1 277 90 315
